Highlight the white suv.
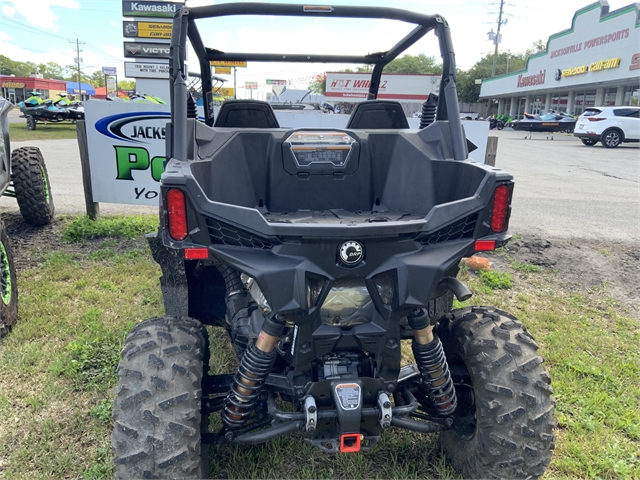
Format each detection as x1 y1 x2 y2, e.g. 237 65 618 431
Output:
574 106 640 148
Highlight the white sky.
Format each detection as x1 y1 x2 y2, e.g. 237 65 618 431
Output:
0 0 633 96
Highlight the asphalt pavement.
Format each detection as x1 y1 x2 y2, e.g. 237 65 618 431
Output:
0 129 638 242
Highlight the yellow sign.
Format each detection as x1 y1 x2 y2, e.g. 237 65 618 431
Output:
218 88 234 97
215 67 232 74
1 81 25 88
562 65 588 77
124 21 172 39
210 61 247 68
589 57 620 72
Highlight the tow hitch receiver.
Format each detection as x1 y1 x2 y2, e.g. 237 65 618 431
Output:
340 433 361 453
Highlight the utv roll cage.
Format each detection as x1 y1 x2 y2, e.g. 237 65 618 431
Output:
168 2 467 160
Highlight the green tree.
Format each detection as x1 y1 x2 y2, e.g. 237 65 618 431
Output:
308 73 326 95
457 51 528 104
88 70 106 88
384 53 442 74
118 80 136 91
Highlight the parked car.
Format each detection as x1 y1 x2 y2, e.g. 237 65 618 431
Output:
574 106 640 148
459 112 479 120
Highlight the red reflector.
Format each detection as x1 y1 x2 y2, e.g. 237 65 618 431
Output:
167 189 188 241
184 248 208 259
490 185 510 233
587 117 605 122
475 240 496 251
340 433 361 453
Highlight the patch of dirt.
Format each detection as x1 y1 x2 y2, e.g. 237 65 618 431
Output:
491 234 640 317
1 212 148 271
2 211 638 319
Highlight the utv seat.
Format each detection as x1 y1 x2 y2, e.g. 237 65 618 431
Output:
214 100 280 128
346 100 410 129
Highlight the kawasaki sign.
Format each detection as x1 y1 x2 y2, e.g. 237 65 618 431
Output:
124 42 170 59
122 1 183 18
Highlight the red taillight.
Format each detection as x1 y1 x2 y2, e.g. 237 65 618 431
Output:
490 185 510 233
587 117 606 122
184 247 208 259
167 188 188 241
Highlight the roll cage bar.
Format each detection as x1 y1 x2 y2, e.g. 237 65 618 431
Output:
169 2 466 161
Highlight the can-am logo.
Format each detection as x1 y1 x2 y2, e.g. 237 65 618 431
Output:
339 241 364 266
95 112 171 144
124 42 170 58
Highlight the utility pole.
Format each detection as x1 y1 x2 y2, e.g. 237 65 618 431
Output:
491 0 506 78
70 39 85 96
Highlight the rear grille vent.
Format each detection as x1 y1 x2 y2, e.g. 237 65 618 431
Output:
420 213 478 245
206 218 273 249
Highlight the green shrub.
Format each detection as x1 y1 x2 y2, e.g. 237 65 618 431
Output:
478 270 513 290
63 215 158 242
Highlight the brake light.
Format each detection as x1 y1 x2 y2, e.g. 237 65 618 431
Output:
167 188 188 241
490 185 510 233
587 117 606 122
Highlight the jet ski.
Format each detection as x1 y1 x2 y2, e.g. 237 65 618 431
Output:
512 110 576 136
18 91 84 129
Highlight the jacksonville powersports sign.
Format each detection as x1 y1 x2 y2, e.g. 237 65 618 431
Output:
122 1 184 18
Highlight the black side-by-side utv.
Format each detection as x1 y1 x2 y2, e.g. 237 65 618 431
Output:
111 4 555 479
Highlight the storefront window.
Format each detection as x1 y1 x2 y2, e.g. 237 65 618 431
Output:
531 96 544 114
572 90 596 116
556 94 568 113
517 97 526 118
603 88 617 106
623 86 640 106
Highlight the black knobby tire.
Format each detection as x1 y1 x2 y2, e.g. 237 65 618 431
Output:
438 307 555 479
26 117 36 130
601 128 622 148
10 147 55 225
581 138 597 146
0 217 18 338
112 316 208 479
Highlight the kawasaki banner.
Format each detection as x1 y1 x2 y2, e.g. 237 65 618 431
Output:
122 1 184 18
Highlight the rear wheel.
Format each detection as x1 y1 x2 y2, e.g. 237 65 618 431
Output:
438 307 555 479
26 117 36 130
0 217 18 338
601 129 622 148
112 316 208 479
10 147 55 225
581 138 597 146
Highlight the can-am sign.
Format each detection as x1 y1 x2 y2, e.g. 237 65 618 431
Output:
124 42 170 59
122 1 183 18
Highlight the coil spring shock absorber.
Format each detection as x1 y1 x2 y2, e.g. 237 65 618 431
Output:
408 308 457 416
223 314 285 429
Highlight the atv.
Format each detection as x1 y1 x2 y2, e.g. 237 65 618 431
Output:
0 97 55 337
111 4 555 479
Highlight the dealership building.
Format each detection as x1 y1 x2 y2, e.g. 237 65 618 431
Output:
480 1 639 117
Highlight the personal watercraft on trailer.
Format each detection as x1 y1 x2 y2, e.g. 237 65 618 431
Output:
512 111 576 139
18 91 84 130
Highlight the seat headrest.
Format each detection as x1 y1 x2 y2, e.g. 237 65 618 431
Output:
214 100 280 128
346 100 410 129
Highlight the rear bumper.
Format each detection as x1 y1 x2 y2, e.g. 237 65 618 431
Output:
573 131 601 141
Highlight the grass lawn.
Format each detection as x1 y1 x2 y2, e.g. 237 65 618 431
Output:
0 215 638 479
9 122 78 142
